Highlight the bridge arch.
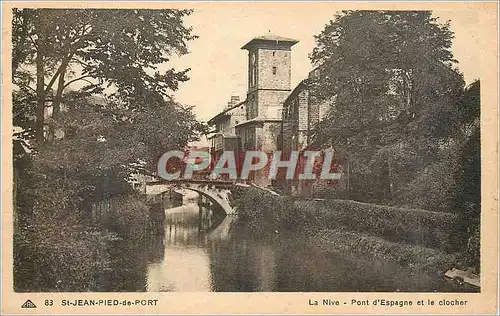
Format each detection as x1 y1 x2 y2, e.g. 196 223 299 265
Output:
146 181 236 215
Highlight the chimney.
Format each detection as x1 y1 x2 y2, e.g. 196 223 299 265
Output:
230 95 240 106
224 96 241 110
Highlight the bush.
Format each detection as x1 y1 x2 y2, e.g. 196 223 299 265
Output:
298 199 458 251
464 222 480 271
233 188 288 235
235 188 458 252
233 187 320 236
313 229 458 273
315 188 381 203
103 194 151 242
14 219 113 292
14 189 152 292
395 159 459 212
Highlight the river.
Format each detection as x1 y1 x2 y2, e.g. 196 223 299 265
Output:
133 194 476 293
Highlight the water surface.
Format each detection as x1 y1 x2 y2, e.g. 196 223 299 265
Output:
139 198 473 292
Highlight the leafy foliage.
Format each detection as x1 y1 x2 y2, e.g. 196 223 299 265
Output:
12 8 197 142
12 9 203 291
309 11 465 201
308 11 480 269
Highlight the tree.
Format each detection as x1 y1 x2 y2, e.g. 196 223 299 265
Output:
12 8 205 208
395 80 480 212
309 11 465 201
12 8 196 142
452 80 480 268
12 8 205 291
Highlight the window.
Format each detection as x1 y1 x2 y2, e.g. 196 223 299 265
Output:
272 66 277 75
272 51 275 56
250 52 257 87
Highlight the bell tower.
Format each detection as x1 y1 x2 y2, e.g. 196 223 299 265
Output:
235 35 298 186
242 35 298 120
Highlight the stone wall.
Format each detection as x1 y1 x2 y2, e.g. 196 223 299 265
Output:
257 122 281 152
224 103 246 134
246 94 258 120
281 85 309 152
276 82 347 195
236 125 256 150
257 49 291 91
257 90 290 119
297 89 310 149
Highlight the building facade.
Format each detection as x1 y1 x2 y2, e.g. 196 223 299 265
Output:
235 35 298 185
207 35 347 194
208 96 245 155
278 70 346 196
207 96 246 180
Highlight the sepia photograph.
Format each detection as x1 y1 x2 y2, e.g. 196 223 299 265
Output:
2 1 498 314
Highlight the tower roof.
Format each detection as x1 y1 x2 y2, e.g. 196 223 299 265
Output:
241 34 299 50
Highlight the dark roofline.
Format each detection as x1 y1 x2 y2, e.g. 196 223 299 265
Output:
241 36 299 50
207 99 246 125
283 80 308 106
234 118 282 128
207 113 230 126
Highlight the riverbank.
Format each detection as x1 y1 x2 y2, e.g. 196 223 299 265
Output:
232 188 473 283
14 191 164 292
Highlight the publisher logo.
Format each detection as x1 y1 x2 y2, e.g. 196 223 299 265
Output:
21 300 37 309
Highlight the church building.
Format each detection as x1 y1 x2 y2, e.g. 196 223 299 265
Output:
207 34 346 192
235 35 298 185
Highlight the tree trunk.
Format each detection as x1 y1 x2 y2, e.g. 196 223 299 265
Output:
53 68 65 117
47 68 65 143
35 29 45 143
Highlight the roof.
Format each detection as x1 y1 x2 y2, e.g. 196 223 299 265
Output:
207 99 246 125
242 34 299 50
251 34 298 42
234 118 282 128
283 80 308 106
207 131 239 140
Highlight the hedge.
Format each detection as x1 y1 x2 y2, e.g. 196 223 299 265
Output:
312 229 458 273
234 188 459 252
297 199 459 251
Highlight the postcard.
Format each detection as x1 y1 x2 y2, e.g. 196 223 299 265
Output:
1 1 498 314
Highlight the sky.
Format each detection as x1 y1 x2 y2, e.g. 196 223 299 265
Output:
167 5 482 132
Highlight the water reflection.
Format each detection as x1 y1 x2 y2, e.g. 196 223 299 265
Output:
141 195 475 293
147 248 212 292
146 203 213 292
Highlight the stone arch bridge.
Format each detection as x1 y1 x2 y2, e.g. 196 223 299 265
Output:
146 179 238 215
